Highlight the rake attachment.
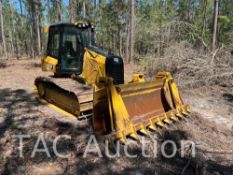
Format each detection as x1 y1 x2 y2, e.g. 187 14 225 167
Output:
93 72 190 143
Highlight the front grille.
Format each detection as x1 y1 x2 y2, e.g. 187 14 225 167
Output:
106 56 124 85
107 65 124 85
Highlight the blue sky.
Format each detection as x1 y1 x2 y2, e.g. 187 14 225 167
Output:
10 0 102 14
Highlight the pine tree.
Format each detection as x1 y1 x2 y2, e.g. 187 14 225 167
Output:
212 0 220 51
0 0 7 57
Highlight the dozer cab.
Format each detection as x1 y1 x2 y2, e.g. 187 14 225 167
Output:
35 21 190 142
40 22 123 83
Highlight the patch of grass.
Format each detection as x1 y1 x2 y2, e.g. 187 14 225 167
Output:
10 123 18 129
0 154 4 162
0 62 7 68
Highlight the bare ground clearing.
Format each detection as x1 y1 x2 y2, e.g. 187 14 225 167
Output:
0 59 232 175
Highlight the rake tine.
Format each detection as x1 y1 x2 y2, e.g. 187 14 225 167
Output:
116 132 127 145
156 120 165 128
171 116 179 122
148 122 157 132
164 118 172 125
129 132 140 142
118 138 126 145
148 125 157 132
139 128 149 137
176 113 184 119
186 107 191 113
182 111 190 116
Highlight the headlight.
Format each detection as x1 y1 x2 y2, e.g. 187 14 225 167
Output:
113 58 119 63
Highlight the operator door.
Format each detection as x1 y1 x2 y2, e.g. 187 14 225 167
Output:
60 26 83 74
47 24 84 75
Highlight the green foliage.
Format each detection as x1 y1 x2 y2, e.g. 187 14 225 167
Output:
94 0 129 55
10 122 18 129
0 154 3 162
1 0 233 58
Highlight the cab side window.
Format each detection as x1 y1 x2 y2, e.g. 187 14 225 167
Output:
47 28 60 58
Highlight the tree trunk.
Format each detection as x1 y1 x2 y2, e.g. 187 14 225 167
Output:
83 0 86 18
27 0 36 57
119 30 122 56
29 24 35 58
129 0 135 63
212 0 220 51
47 0 51 24
94 0 97 9
19 0 24 56
35 2 41 55
56 0 62 22
69 0 77 23
10 5 19 59
9 31 15 57
126 25 130 62
158 1 162 57
202 0 208 37
0 0 7 57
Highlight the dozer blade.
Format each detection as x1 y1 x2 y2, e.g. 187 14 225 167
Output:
34 77 93 119
93 72 190 142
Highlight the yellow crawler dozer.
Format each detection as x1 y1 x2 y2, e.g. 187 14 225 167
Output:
35 21 190 142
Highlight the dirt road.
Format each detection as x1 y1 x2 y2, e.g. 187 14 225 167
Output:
0 59 232 175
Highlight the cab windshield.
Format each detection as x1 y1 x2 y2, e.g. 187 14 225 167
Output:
47 25 96 61
61 27 82 60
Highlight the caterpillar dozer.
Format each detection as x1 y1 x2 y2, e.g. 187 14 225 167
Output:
35 21 190 143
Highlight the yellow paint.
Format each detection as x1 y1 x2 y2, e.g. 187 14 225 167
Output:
33 87 77 120
93 72 190 141
149 120 157 131
41 56 58 73
80 48 106 85
129 74 145 83
41 49 106 84
44 26 49 33
37 97 77 120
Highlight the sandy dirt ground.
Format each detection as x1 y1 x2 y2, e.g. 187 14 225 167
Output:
0 59 232 175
